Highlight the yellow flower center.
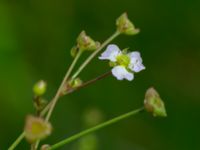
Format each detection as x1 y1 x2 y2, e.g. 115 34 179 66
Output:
116 54 130 67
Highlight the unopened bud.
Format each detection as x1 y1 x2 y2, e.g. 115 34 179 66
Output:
24 115 52 143
77 31 99 51
144 87 167 117
33 80 47 96
69 78 83 88
116 13 140 35
60 78 83 96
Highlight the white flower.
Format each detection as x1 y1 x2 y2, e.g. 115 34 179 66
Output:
99 44 121 62
112 66 134 81
128 52 146 72
99 44 145 81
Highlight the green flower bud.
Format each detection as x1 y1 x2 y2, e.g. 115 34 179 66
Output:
33 80 47 96
70 46 79 57
69 78 83 88
61 78 82 95
77 31 99 51
24 115 52 143
116 13 140 35
144 87 167 117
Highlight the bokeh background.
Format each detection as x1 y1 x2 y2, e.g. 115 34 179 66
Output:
0 0 200 150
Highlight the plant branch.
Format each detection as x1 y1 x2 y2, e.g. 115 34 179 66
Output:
45 50 82 122
68 71 111 94
8 30 119 150
48 107 144 150
41 71 111 117
33 50 83 150
8 132 25 150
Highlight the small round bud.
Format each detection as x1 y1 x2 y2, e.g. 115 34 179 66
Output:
33 80 47 96
24 115 52 143
41 144 50 150
61 78 83 95
144 87 167 117
69 78 83 89
72 78 83 88
77 31 99 51
70 46 79 57
116 13 140 35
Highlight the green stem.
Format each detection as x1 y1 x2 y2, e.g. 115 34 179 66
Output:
45 50 82 122
32 51 83 150
71 31 120 80
8 50 83 150
41 71 111 117
49 107 144 150
7 31 119 150
8 132 25 150
7 71 111 150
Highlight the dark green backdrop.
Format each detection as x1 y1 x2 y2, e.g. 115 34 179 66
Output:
0 0 200 149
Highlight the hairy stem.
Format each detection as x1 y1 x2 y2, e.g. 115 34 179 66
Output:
49 107 144 150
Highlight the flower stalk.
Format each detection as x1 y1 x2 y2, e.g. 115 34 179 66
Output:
41 71 111 116
48 107 144 150
8 132 25 150
7 71 112 150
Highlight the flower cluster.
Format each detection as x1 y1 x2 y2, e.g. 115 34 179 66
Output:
99 44 145 81
8 12 167 150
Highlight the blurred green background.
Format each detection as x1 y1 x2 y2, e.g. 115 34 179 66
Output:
0 0 200 149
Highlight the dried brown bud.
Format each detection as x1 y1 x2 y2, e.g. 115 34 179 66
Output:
144 87 167 117
116 13 140 35
24 115 52 143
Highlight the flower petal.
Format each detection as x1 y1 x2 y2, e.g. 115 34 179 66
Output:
133 63 146 72
99 44 121 62
111 66 134 81
128 51 145 72
129 51 142 63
